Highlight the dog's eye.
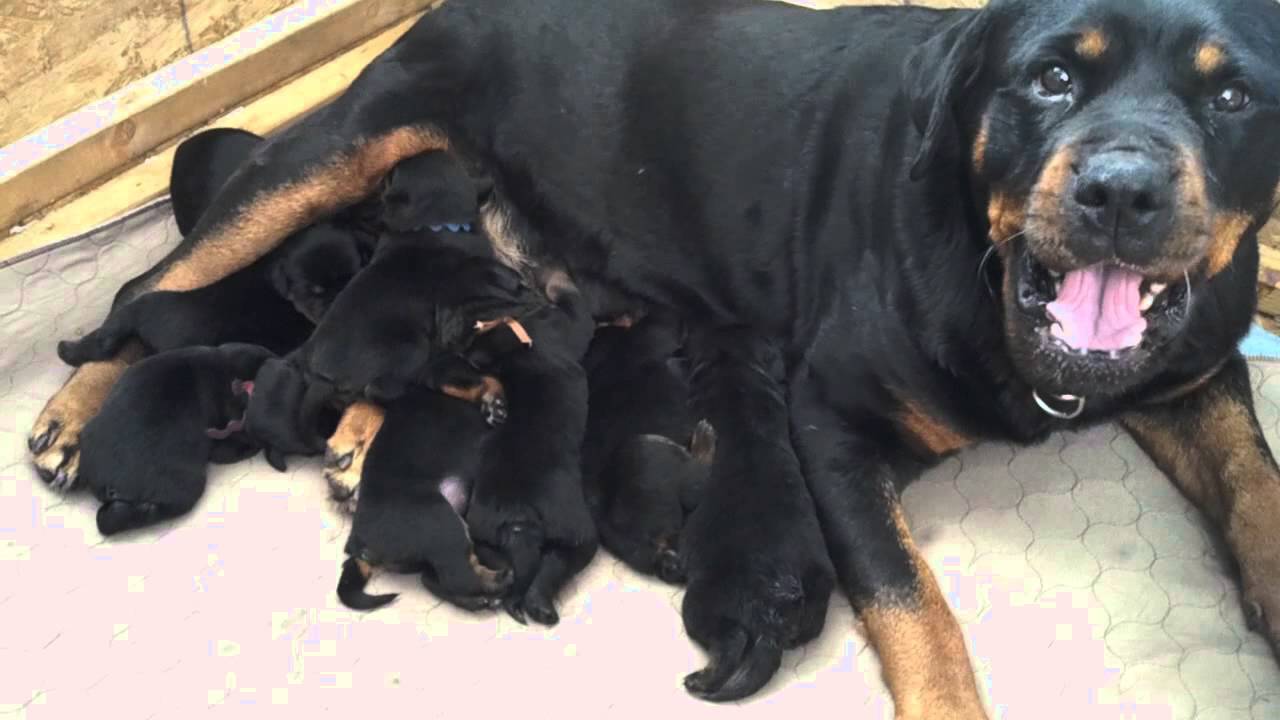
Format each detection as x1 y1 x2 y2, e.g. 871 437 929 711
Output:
1036 65 1073 99
1212 85 1250 113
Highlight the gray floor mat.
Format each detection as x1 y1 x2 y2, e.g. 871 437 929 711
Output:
1 205 1278 718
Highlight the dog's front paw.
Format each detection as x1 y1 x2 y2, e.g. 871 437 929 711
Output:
679 461 835 702
323 402 385 514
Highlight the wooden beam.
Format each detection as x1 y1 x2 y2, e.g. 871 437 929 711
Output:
0 0 437 236
0 0 295 149
0 14 423 265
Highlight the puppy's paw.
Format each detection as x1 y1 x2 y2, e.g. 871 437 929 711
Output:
656 547 687 585
323 402 384 514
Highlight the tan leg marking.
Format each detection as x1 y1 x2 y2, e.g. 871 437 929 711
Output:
1122 365 1280 654
860 505 987 720
324 401 386 514
896 401 972 457
441 375 505 406
155 127 449 294
29 341 146 487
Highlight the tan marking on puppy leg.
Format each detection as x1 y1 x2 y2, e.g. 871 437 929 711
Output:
860 505 987 720
469 551 507 589
324 401 386 510
355 558 377 580
155 127 450 293
1075 29 1109 59
1195 43 1227 76
1207 211 1253 277
1122 369 1280 654
30 341 146 483
896 401 972 456
441 375 504 405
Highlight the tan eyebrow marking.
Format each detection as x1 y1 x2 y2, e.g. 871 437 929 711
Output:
1195 42 1227 75
1075 28 1109 59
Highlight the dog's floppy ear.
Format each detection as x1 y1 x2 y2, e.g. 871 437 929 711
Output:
904 9 996 181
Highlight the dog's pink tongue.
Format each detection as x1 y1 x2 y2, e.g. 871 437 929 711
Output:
1047 264 1146 352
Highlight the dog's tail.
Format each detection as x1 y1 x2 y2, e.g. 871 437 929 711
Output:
96 500 165 536
336 557 398 610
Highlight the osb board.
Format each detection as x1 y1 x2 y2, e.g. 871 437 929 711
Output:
0 0 294 148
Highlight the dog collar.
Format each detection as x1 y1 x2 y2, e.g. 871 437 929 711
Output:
474 317 533 347
429 223 473 233
1032 389 1086 420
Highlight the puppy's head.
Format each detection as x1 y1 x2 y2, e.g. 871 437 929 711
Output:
273 223 368 323
908 0 1280 397
380 150 484 232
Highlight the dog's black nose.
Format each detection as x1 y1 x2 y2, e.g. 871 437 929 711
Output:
1071 150 1174 260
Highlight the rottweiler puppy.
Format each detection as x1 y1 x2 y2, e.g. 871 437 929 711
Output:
461 272 599 626
293 226 542 410
379 150 490 233
77 343 273 535
241 357 339 472
581 317 715 584
335 375 513 612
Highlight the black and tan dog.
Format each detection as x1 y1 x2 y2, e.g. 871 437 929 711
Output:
582 317 714 584
77 343 272 534
31 0 1280 713
336 381 513 612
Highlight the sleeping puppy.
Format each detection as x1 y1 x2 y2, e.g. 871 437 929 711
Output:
581 317 715 584
336 369 514 611
241 357 339 471
293 226 543 409
56 129 368 365
378 150 490 233
463 272 599 625
77 343 273 535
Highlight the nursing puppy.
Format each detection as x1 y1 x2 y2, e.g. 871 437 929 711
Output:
463 274 599 625
582 317 715 584
78 343 273 535
379 150 489 233
336 378 513 611
294 229 541 408
241 357 339 472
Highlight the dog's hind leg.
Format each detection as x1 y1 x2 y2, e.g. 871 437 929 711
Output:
30 17 459 487
30 341 147 493
324 401 386 513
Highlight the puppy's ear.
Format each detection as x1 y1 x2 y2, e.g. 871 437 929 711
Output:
270 258 292 299
904 9 997 181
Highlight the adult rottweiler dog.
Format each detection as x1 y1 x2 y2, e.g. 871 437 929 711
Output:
77 343 273 534
29 0 1280 713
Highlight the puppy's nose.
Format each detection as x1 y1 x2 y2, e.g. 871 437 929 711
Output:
1071 150 1174 259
